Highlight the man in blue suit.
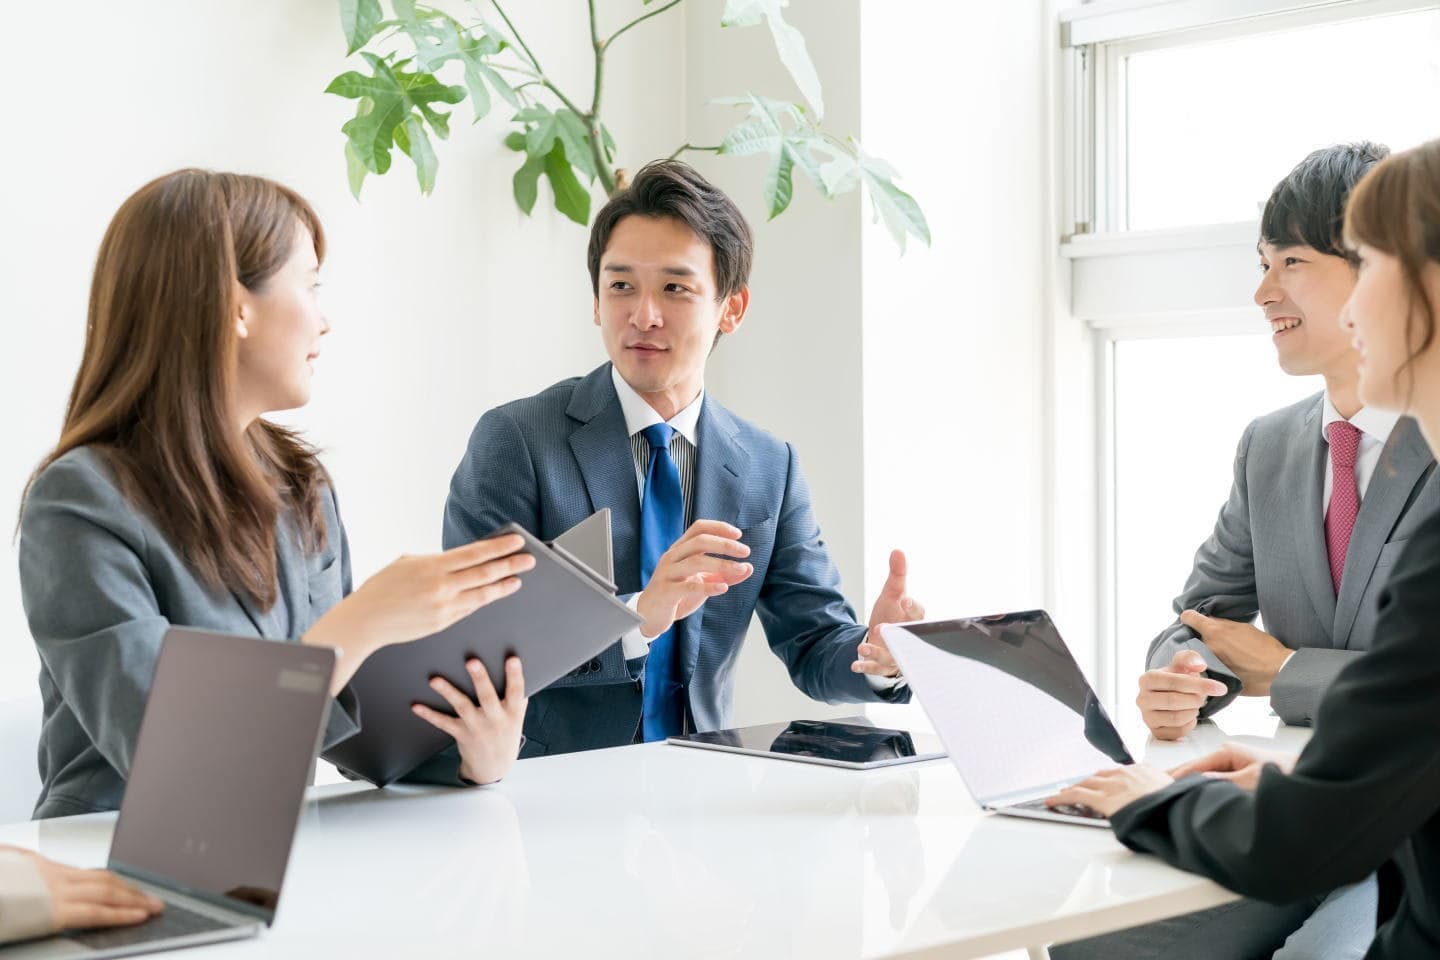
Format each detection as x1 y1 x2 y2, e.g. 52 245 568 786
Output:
443 160 922 757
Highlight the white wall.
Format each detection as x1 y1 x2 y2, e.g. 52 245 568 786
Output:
684 0 869 725
0 1 1056 740
859 1 1052 731
0 0 685 699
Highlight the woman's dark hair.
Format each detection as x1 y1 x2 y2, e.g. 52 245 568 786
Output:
24 170 329 609
1261 141 1390 264
1344 139 1440 399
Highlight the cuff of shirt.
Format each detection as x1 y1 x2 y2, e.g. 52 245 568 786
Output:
864 671 908 693
1276 650 1297 675
619 593 655 661
0 850 55 944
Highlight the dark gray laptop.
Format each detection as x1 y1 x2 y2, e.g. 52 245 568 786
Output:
882 611 1135 827
1 628 336 958
324 511 643 786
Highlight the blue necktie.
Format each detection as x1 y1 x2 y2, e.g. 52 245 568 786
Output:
639 423 687 741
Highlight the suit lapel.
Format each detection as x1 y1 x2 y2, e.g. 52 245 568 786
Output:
231 587 269 637
685 399 752 684
231 524 302 640
1333 418 1433 647
1294 399 1338 631
275 521 311 639
567 365 643 592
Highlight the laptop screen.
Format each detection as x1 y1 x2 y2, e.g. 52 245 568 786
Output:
883 611 1133 805
107 628 334 923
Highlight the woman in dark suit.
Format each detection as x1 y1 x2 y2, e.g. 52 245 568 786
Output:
1048 138 1440 958
19 170 530 818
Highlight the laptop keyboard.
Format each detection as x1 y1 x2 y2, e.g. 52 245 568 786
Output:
1012 797 1107 820
67 899 237 951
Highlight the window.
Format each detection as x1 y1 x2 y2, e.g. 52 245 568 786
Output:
1050 0 1440 718
1111 336 1319 705
1123 8 1440 231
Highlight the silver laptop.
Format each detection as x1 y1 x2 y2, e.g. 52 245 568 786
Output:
881 610 1135 827
2 628 336 959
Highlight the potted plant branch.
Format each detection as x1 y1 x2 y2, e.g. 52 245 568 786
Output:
326 0 930 250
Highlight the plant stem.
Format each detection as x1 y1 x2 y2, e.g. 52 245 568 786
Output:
606 0 685 48
667 143 723 161
490 0 588 119
587 0 617 196
490 0 544 74
487 61 541 80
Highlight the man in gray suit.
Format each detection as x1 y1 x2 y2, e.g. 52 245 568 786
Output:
1138 141 1440 738
1058 143 1438 959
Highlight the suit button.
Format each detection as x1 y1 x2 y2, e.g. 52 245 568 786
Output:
589 659 602 672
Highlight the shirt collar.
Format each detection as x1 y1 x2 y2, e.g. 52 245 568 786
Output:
1321 394 1402 446
610 365 704 446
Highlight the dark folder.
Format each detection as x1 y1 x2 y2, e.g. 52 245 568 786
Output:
323 513 641 785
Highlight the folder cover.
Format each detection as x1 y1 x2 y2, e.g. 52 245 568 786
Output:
324 513 642 785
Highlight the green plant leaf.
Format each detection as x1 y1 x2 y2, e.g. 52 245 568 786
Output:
555 109 597 183
504 130 527 152
402 115 439 193
516 104 562 158
339 0 383 55
391 8 507 123
543 142 591 225
600 124 618 164
513 151 545 214
345 141 368 198
763 148 794 219
818 152 860 195
858 152 930 252
328 53 463 181
720 0 824 118
717 95 824 192
477 61 520 109
720 118 781 157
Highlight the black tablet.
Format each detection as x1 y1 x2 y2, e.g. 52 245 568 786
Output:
667 716 946 769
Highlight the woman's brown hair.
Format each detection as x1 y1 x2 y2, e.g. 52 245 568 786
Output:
1344 138 1440 391
25 169 330 609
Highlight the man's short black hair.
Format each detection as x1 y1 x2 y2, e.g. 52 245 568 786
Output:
587 159 754 299
1261 141 1390 264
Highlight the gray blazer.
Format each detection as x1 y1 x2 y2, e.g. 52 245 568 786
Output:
17 446 362 819
1147 392 1439 725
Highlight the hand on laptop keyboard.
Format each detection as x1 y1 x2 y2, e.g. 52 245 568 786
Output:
1013 797 1107 820
67 900 233 951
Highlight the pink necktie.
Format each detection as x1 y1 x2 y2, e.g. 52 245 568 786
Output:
1326 421 1363 593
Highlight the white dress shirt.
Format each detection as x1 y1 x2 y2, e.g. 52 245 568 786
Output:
612 367 703 659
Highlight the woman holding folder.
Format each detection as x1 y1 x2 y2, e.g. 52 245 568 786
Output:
1048 138 1440 959
18 169 528 819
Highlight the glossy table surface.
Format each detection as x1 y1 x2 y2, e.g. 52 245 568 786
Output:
0 700 1310 959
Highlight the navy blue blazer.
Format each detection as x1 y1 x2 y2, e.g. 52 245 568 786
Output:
443 363 908 757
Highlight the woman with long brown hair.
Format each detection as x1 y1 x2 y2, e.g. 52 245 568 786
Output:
1047 138 1440 958
19 169 531 821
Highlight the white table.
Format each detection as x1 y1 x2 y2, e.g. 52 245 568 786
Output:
0 701 1309 960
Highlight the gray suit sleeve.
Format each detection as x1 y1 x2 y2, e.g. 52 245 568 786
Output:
1270 648 1363 726
323 484 363 747
20 458 173 780
1145 421 1263 716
